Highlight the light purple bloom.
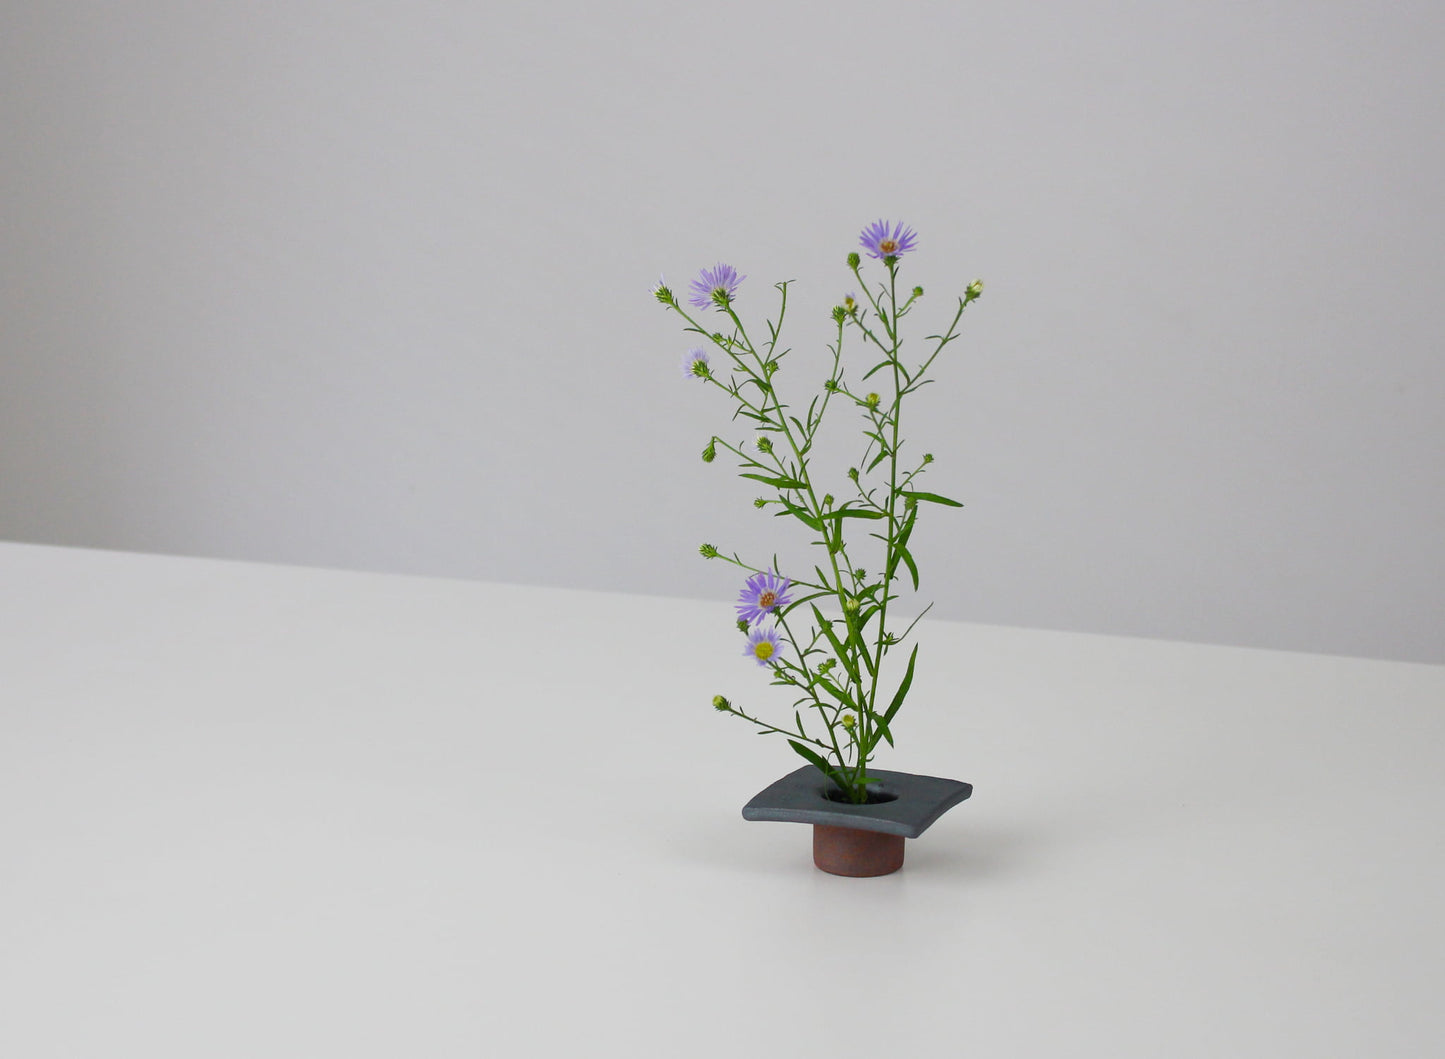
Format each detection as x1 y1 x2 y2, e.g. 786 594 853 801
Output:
688 263 746 309
744 625 783 667
736 569 793 626
681 347 711 381
859 220 919 261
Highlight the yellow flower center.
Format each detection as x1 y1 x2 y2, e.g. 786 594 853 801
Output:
879 239 898 254
753 641 774 661
758 591 776 609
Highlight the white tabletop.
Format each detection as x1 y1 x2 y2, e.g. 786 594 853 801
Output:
2 541 1442 1057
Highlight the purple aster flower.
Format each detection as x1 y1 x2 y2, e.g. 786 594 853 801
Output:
688 263 746 310
744 624 783 667
859 220 919 261
736 569 793 626
681 347 711 381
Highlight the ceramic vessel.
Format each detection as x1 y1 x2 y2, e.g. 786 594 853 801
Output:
741 766 972 876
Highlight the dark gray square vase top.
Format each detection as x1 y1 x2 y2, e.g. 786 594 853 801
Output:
741 766 973 838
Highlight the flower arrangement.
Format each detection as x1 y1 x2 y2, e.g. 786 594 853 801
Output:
656 222 983 806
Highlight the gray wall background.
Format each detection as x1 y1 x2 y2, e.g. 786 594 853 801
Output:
3 2 1442 664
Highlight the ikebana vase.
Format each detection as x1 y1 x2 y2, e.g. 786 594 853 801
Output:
742 766 972 877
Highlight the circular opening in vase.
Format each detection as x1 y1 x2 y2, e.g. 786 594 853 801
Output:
824 785 898 806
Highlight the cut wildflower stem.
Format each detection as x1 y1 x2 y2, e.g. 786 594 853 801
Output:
661 223 982 803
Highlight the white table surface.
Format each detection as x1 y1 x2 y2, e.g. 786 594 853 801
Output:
2 541 1442 1057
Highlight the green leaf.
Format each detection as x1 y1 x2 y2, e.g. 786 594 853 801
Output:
817 508 886 522
866 449 890 473
811 605 860 684
881 644 918 730
774 496 823 531
897 545 919 590
787 739 841 785
861 360 891 381
739 472 806 490
813 675 857 711
901 490 963 507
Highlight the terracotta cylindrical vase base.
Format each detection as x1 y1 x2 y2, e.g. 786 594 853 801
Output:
812 824 906 877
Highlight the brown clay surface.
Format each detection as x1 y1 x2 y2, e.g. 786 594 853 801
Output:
812 824 905 877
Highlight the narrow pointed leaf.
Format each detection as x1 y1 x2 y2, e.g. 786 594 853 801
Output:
901 490 963 507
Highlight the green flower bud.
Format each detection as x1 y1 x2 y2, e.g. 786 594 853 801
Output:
912 286 924 298
841 713 857 731
702 440 716 463
847 252 861 269
755 435 773 454
854 568 867 580
824 379 840 393
905 495 918 510
763 360 779 376
923 453 934 464
699 542 719 559
822 494 834 508
653 281 675 306
736 618 749 632
847 467 859 481
865 393 881 410
713 695 731 711
965 279 984 302
843 597 860 614
753 497 767 508
832 305 846 324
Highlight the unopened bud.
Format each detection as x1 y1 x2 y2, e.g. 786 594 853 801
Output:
713 695 731 711
702 440 716 463
965 279 984 302
736 618 749 632
912 286 924 298
841 713 857 731
922 453 934 464
847 467 859 481
832 305 846 324
847 252 861 269
843 597 860 614
865 393 881 410
822 494 834 508
755 435 773 454
753 497 767 509
699 543 719 559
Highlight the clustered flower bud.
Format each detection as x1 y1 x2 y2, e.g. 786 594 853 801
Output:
699 542 719 559
755 435 773 454
965 279 984 302
763 360 779 376
713 695 731 711
854 568 867 580
831 305 846 324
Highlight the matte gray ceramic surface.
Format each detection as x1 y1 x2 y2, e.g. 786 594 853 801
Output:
741 766 972 837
